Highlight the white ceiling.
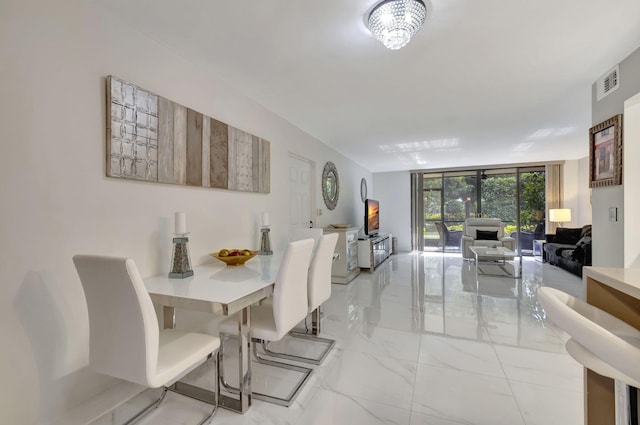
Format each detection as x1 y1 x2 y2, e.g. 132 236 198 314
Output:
97 0 640 172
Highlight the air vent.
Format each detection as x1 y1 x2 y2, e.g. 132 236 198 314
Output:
596 65 620 101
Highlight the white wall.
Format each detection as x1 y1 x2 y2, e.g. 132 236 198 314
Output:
577 157 593 226
590 45 640 267
562 160 580 227
591 187 624 267
562 158 592 227
624 93 640 268
0 1 370 423
372 171 411 252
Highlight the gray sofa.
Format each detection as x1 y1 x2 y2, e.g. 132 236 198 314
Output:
543 225 592 277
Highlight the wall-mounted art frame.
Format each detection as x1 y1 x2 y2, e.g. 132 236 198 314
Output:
589 114 623 188
106 76 270 193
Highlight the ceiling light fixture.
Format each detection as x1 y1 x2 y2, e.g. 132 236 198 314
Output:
367 0 427 50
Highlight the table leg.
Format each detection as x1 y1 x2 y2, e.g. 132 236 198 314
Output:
474 254 479 288
519 254 522 278
163 306 175 329
219 306 252 413
167 305 253 414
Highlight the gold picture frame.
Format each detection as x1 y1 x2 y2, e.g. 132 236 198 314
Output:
589 114 623 188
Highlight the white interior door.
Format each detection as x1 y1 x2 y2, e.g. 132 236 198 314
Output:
288 154 315 233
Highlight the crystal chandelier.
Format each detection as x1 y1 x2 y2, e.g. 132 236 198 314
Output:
367 0 427 50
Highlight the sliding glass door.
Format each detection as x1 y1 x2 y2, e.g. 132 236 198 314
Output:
517 169 546 254
418 167 545 254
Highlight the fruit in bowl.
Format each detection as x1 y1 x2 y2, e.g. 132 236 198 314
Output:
210 249 256 266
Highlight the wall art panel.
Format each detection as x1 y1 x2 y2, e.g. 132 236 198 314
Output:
106 76 270 193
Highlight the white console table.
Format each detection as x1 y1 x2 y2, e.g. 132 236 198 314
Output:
358 232 392 272
324 226 361 284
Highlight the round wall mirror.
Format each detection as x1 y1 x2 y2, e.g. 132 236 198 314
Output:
360 178 368 202
322 161 340 210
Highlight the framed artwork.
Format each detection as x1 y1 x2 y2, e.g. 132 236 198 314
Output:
589 114 623 188
106 76 270 193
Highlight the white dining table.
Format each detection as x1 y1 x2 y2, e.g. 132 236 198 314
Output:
144 254 281 414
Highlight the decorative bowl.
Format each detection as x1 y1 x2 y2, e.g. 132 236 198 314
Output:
210 250 257 266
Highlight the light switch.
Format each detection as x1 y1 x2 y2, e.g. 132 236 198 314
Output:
609 207 618 222
317 208 322 216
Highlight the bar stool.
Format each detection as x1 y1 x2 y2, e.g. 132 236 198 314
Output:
537 286 640 425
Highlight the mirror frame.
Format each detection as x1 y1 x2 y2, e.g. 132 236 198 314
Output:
322 161 340 210
360 177 368 202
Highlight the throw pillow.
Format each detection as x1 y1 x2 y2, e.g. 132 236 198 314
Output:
560 249 574 260
576 235 592 247
572 245 584 262
580 225 592 239
477 230 499 240
554 228 582 245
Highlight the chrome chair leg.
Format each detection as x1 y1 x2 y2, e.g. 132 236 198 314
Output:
262 308 336 365
218 332 313 407
218 332 241 395
166 352 220 425
250 340 313 407
123 387 168 425
260 335 335 365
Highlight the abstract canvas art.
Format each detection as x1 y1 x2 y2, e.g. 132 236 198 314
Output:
106 76 270 193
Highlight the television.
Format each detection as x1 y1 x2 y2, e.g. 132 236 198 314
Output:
365 199 380 236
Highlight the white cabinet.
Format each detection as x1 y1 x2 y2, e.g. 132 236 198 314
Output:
357 233 392 271
324 227 360 284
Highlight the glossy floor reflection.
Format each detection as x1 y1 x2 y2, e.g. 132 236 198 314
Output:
98 252 584 425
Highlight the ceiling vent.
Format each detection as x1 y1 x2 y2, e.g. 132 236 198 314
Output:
596 65 620 101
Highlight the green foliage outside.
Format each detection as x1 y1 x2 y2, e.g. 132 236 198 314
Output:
423 171 545 233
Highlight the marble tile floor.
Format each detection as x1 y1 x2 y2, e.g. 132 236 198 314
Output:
93 252 584 425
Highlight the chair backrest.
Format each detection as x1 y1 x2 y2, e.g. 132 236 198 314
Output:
291 228 323 254
73 255 158 386
463 217 504 238
533 222 545 239
434 222 446 243
307 233 339 312
272 239 314 338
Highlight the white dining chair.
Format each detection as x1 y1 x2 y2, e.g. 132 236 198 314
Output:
260 231 339 364
218 238 315 407
537 286 640 425
73 255 221 425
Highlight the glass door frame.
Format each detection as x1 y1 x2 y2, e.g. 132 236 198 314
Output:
412 166 546 254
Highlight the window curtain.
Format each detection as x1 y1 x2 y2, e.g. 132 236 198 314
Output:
410 172 424 251
545 163 563 234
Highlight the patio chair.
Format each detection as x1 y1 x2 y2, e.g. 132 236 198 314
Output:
435 222 463 249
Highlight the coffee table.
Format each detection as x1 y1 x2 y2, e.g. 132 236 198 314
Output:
469 246 522 282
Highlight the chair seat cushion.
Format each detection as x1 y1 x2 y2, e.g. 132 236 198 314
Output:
566 339 640 388
152 329 220 388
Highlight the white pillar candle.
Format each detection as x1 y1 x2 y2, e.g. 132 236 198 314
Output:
175 212 187 234
261 212 270 227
